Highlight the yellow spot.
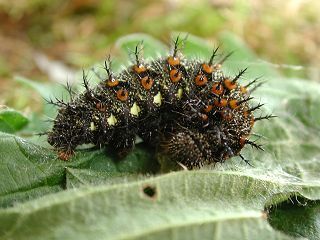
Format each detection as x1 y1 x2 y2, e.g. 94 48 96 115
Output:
153 92 162 106
107 114 117 126
240 85 247 94
130 102 141 116
90 122 96 131
176 88 183 100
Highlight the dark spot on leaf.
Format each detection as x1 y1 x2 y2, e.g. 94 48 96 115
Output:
142 185 157 199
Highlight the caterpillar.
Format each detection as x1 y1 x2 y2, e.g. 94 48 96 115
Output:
47 36 274 169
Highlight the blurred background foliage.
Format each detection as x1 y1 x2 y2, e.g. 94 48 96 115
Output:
0 0 319 111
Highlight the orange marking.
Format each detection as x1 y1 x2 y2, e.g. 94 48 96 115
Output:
170 69 182 83
204 105 213 113
116 88 129 101
250 116 255 127
224 79 237 90
133 65 146 74
214 98 227 107
229 99 239 109
212 83 224 95
195 74 208 86
243 110 249 118
140 76 154 90
202 63 213 74
167 56 180 66
239 136 247 147
107 78 119 87
96 102 106 112
58 151 73 161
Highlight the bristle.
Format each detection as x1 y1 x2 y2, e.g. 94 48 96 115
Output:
172 35 180 57
65 82 74 101
254 114 277 121
171 34 188 57
245 77 262 88
232 68 248 82
44 97 61 107
239 154 253 167
245 140 264 151
238 97 254 105
104 55 112 77
248 103 264 112
82 70 90 91
217 51 233 65
208 46 220 65
44 97 68 107
133 41 144 66
249 81 265 93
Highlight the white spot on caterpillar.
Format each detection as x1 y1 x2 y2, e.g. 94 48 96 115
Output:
130 102 141 116
90 122 96 131
176 88 183 100
107 114 117 126
153 92 162 106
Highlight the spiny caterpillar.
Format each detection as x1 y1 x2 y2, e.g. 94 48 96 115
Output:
47 36 274 169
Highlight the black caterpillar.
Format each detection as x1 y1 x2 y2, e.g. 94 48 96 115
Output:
47 37 273 169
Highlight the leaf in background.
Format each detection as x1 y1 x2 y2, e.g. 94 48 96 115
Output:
14 75 72 136
115 33 168 61
171 32 213 59
15 75 68 102
0 108 29 133
217 31 280 79
15 75 69 119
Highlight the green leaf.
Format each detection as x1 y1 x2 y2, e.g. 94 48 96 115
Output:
0 132 156 208
0 108 29 133
268 198 320 240
250 77 320 169
0 170 318 240
0 132 64 208
0 131 319 239
65 168 145 189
